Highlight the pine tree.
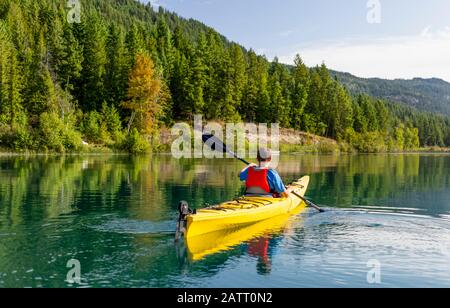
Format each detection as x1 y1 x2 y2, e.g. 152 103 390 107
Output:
79 13 108 111
353 97 368 133
241 50 270 122
291 55 309 130
54 21 83 92
304 68 327 134
0 20 23 125
125 24 144 67
172 25 187 52
170 50 191 119
330 83 353 138
267 59 293 127
155 16 174 80
268 74 285 123
189 50 206 116
374 99 390 132
201 30 219 119
359 95 379 132
105 23 128 106
201 30 237 120
211 46 239 121
229 44 247 116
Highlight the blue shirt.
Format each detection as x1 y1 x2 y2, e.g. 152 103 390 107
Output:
240 167 287 194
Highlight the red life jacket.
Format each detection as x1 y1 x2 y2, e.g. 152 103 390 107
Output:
246 167 271 194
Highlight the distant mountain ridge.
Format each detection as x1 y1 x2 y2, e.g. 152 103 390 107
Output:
330 71 450 116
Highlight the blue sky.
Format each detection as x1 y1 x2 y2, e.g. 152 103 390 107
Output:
144 0 450 81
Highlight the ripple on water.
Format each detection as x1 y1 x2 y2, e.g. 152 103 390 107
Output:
88 218 176 235
273 208 450 287
169 208 450 288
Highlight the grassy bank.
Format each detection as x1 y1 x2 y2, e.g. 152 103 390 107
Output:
1 127 448 155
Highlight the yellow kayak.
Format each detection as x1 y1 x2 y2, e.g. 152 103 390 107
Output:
186 203 305 261
182 176 310 239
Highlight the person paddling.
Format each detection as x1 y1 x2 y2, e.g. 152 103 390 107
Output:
239 148 289 198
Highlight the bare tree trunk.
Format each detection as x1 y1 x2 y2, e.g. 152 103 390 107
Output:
127 112 136 134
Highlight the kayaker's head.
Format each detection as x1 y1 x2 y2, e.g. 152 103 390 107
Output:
257 148 272 167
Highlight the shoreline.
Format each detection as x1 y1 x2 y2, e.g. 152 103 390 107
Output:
2 127 449 156
1 148 449 156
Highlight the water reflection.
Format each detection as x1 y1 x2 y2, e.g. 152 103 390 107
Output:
1 154 448 221
185 205 305 262
0 154 449 287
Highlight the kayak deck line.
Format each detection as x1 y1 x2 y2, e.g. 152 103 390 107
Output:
199 198 275 212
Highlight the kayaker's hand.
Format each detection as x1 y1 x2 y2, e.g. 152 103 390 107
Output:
286 187 294 194
242 163 257 171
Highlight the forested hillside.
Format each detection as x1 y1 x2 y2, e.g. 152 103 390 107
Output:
0 0 449 153
331 71 450 116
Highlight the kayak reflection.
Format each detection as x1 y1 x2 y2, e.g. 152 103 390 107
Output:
185 205 305 263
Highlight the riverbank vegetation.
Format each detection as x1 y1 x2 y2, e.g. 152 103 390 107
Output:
1 0 449 154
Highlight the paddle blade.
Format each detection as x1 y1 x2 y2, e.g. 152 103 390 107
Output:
202 134 227 154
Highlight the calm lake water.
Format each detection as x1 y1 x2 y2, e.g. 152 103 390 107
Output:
0 154 449 288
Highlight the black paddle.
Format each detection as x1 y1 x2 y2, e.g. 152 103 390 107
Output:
202 134 251 165
202 134 325 213
291 191 325 213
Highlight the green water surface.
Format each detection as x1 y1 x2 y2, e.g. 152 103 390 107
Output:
0 154 449 287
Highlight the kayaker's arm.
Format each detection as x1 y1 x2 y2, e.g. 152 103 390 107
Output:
280 184 291 198
267 170 290 198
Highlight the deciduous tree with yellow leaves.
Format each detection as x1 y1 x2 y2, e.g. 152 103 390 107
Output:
122 53 167 136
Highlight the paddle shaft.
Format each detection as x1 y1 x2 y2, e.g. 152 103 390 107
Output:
202 134 251 165
233 155 251 166
291 191 325 213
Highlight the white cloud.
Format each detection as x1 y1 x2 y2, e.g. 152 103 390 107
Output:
279 27 450 82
